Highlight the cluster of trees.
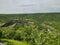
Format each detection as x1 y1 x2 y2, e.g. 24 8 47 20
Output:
0 13 60 45
0 21 59 45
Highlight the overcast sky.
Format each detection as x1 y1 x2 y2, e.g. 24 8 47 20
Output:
0 0 60 14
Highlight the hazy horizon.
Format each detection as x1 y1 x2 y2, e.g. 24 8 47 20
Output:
0 0 60 14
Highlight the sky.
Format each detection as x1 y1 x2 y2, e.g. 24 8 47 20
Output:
0 0 60 14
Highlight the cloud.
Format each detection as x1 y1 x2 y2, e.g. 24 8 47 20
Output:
0 0 60 14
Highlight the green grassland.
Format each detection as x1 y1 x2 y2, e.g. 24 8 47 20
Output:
0 13 60 45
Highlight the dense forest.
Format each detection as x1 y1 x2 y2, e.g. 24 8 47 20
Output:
0 13 60 45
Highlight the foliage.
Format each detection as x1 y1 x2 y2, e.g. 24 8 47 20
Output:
0 13 60 45
0 39 29 45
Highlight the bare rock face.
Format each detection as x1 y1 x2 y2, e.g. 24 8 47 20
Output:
1 19 34 27
1 21 15 27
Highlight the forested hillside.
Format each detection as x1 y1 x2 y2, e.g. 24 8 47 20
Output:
0 13 60 45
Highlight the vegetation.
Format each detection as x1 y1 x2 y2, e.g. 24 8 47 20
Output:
0 13 60 45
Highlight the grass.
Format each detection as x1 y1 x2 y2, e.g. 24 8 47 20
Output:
0 39 30 45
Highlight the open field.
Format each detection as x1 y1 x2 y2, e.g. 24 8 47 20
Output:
0 13 60 45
